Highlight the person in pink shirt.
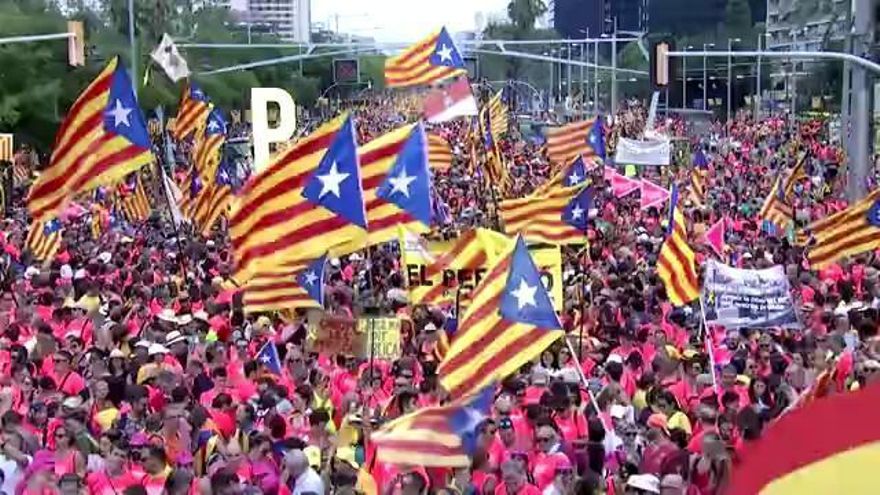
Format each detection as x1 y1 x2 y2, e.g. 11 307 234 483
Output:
529 424 569 491
496 460 540 495
49 351 85 398
85 440 143 495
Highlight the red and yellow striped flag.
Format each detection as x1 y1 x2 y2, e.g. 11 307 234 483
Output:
0 134 13 162
119 175 151 223
499 184 588 245
330 123 434 256
760 177 794 230
806 189 880 269
230 115 367 283
25 218 62 262
172 82 211 141
400 227 509 307
427 133 453 171
656 186 700 306
439 236 564 399
243 257 325 314
27 57 154 223
545 119 592 164
384 27 467 88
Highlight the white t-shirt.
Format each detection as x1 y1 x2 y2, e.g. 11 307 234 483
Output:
0 454 30 495
293 467 324 495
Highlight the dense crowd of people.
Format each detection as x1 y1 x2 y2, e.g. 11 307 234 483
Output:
0 89 876 495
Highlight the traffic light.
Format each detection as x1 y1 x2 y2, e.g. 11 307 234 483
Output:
650 40 674 89
67 21 84 67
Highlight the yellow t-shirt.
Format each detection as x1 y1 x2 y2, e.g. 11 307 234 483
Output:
667 411 692 435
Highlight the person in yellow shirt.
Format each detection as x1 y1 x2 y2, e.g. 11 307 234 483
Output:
654 389 692 436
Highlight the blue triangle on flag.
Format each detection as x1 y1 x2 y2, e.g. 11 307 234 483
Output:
43 218 61 235
206 107 227 136
189 82 209 102
104 61 151 149
563 187 592 231
429 27 465 69
499 236 562 329
376 123 433 226
296 254 327 305
867 199 880 227
565 156 588 187
302 116 368 228
587 117 606 160
694 148 709 168
256 341 282 375
448 383 496 455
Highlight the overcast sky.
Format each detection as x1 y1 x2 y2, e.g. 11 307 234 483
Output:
230 0 498 42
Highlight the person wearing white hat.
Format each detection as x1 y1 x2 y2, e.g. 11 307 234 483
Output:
626 473 660 494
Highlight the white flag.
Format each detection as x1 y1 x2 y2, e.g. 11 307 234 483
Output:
161 168 187 227
150 34 190 82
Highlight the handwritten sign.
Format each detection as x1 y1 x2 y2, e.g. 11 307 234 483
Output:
357 318 401 360
310 315 357 355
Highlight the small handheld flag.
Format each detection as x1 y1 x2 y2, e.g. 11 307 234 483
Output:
256 341 282 375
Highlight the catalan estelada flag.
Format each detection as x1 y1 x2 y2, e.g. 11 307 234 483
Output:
25 218 62 262
384 27 467 88
172 82 211 141
243 255 326 314
186 157 236 236
545 117 605 164
806 189 880 269
656 186 699 306
401 227 509 307
688 168 706 206
119 174 151 223
372 383 495 467
759 177 794 230
535 155 591 195
331 123 434 256
192 107 226 182
27 57 154 223
499 184 591 245
727 381 880 495
485 90 508 143
230 115 367 283
427 133 453 171
439 236 564 398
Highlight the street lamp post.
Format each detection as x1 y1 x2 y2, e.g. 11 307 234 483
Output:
128 0 137 93
703 43 714 111
727 37 740 121
683 45 693 108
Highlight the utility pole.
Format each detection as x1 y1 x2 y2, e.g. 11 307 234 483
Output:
611 17 618 116
128 0 137 92
756 34 764 119
593 40 599 113
847 0 874 201
703 43 714 111
727 38 740 121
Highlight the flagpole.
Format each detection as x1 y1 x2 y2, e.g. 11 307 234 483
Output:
154 112 189 283
577 246 589 361
698 295 720 392
563 338 609 432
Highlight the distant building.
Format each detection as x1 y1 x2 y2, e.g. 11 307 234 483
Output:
245 0 311 42
765 0 849 51
646 0 765 36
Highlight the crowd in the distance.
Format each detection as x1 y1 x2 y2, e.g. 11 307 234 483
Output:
0 90 878 495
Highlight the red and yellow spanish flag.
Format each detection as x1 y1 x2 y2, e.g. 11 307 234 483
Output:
656 186 699 306
806 189 880 269
384 27 467 88
439 236 563 399
27 57 154 222
727 382 880 495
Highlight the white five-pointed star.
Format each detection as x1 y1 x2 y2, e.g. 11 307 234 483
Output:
568 171 582 185
108 99 132 128
207 119 221 132
571 203 585 220
260 354 271 363
316 161 350 198
303 270 318 286
192 89 204 98
458 407 485 435
589 133 597 145
436 44 453 62
388 169 417 197
510 279 538 310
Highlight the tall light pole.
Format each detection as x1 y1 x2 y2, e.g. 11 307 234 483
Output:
610 17 619 116
756 33 768 118
702 43 714 111
683 45 693 108
128 0 137 92
727 37 740 121
579 28 588 113
594 37 600 112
